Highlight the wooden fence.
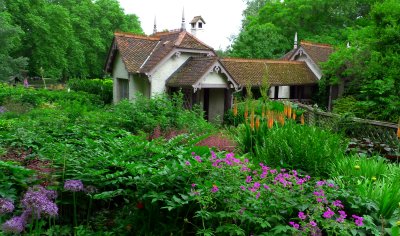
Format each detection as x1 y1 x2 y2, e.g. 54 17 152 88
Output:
295 103 400 151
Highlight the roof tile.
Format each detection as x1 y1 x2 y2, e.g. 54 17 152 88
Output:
167 57 217 87
221 58 318 86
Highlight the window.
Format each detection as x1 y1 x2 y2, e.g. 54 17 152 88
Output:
191 23 195 28
118 78 129 99
198 22 202 28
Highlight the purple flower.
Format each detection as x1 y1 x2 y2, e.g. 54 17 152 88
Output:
245 176 252 183
298 211 307 220
310 221 317 227
332 200 344 209
2 216 25 234
240 186 246 191
191 183 197 188
21 186 58 218
289 221 300 229
211 185 219 193
64 180 84 192
194 156 202 162
322 208 335 219
255 192 260 199
352 215 364 227
316 180 325 186
337 210 347 223
191 152 196 156
185 161 191 166
0 198 14 214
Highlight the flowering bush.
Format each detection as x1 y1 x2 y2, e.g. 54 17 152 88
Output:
119 151 378 235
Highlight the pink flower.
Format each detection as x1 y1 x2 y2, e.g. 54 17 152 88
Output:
246 176 252 183
185 161 191 166
194 156 202 162
332 200 344 208
191 183 196 188
352 215 364 227
211 185 219 193
310 221 317 227
323 208 335 219
289 221 299 229
298 211 306 220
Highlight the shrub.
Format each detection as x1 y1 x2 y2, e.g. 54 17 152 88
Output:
111 93 213 135
67 78 113 104
239 121 347 177
331 155 400 220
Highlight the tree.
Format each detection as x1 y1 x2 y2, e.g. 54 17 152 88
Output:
0 11 28 80
323 0 400 122
229 22 288 58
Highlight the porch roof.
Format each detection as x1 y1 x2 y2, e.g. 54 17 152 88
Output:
166 57 218 87
221 58 318 86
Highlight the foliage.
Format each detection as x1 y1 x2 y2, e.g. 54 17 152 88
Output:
2 0 143 79
230 0 376 56
322 0 400 122
0 11 28 80
331 155 400 220
111 93 214 135
67 78 113 104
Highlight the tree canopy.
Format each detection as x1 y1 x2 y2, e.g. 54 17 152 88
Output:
0 0 143 80
229 0 399 122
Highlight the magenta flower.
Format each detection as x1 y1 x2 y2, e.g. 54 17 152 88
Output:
352 215 364 226
322 208 335 219
298 211 306 220
194 156 202 162
211 185 219 193
191 183 196 188
185 161 191 166
332 200 344 208
289 221 300 229
255 192 261 199
0 198 14 214
310 221 317 227
246 176 252 183
240 186 246 191
337 210 347 223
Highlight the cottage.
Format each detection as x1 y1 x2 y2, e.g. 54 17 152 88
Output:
105 16 334 121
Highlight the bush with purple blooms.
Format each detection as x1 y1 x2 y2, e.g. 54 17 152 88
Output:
1 185 58 234
116 151 379 235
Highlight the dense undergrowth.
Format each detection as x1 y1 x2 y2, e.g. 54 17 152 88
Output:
0 84 399 235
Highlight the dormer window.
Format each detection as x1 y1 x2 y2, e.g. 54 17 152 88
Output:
198 22 203 28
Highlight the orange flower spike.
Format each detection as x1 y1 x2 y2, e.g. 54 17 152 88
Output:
244 107 248 121
255 117 260 130
287 106 292 120
250 110 255 129
268 117 274 129
233 104 238 117
300 114 305 125
397 120 400 138
292 111 297 120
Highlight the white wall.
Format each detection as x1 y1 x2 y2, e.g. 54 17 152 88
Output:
113 52 129 103
151 53 191 96
269 86 290 99
130 75 150 100
202 72 227 86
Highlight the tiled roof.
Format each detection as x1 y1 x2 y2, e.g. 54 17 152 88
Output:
300 41 333 65
221 58 318 86
106 32 159 73
190 16 206 24
167 57 218 87
140 30 214 73
281 41 333 65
